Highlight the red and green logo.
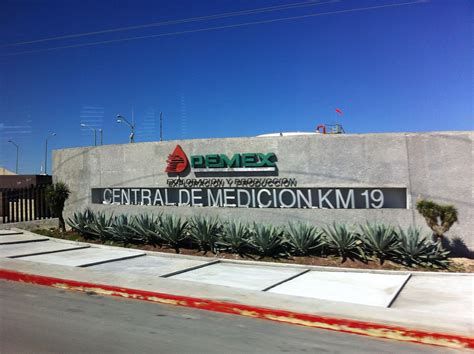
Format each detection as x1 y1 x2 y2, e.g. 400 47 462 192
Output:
165 145 276 174
165 145 189 173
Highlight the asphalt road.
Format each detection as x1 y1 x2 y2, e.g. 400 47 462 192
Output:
0 280 461 354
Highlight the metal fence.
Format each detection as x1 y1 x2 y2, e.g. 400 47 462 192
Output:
0 185 53 224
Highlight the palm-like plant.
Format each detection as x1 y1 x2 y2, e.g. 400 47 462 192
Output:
188 215 220 253
249 223 286 258
321 223 365 262
396 227 450 268
217 220 250 255
284 222 324 256
416 199 458 242
359 222 399 264
156 215 188 253
45 181 71 232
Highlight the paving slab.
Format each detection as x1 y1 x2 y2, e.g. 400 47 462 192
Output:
0 234 48 245
391 275 474 321
0 241 90 258
89 255 212 277
170 262 306 291
17 247 145 267
0 230 23 236
268 271 410 308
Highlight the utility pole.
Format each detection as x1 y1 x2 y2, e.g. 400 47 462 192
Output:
81 124 97 146
160 112 163 141
44 133 56 175
7 140 19 174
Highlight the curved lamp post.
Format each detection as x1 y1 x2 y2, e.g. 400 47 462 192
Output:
7 140 19 174
44 132 56 175
80 123 97 146
116 114 135 143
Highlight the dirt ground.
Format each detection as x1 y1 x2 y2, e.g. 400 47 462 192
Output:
33 229 474 273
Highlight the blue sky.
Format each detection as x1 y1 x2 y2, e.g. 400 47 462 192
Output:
0 0 472 174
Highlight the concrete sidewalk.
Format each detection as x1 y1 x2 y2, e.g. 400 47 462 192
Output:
0 228 473 349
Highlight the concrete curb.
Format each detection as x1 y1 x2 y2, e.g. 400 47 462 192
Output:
1 268 472 350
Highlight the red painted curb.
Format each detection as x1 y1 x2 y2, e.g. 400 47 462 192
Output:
1 268 472 350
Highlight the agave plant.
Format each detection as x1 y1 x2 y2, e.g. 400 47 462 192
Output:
87 211 114 242
249 223 286 258
321 223 365 262
67 208 96 239
396 227 450 268
188 215 220 253
156 215 189 253
358 222 399 264
284 222 324 256
108 214 144 245
216 220 250 255
132 214 161 246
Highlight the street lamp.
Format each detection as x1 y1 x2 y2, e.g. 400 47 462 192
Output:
7 140 19 174
80 123 97 146
116 114 135 143
44 132 56 175
99 129 103 145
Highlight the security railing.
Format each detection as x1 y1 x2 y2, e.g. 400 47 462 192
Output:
0 185 52 224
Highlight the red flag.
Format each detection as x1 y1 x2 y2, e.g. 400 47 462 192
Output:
335 108 343 115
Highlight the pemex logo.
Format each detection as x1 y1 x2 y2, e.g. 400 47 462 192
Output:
165 145 189 173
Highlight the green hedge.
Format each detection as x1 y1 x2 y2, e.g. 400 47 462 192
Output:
67 209 450 268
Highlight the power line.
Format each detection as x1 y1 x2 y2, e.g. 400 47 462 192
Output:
0 0 338 48
0 1 427 57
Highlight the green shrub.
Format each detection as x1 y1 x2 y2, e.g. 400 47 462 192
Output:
188 215 220 253
322 223 365 262
156 215 188 253
284 222 324 256
45 181 71 232
359 222 399 264
249 223 286 258
396 227 450 268
216 220 250 255
416 199 458 241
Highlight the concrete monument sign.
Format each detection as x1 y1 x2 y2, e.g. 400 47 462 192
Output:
52 131 473 249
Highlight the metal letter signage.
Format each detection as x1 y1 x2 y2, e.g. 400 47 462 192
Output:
92 145 409 210
92 187 408 209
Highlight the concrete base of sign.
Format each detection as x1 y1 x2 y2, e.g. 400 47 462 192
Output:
0 241 90 258
268 271 410 308
18 248 145 267
170 262 306 291
89 255 213 277
0 234 49 245
390 274 473 320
